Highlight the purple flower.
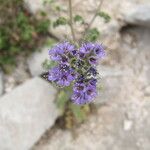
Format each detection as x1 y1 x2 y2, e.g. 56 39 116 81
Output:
48 65 76 86
56 72 74 86
47 41 106 105
48 66 60 82
49 42 75 62
71 92 88 105
79 52 85 58
70 49 78 56
73 83 86 93
79 43 94 58
76 74 84 83
71 87 97 105
60 55 68 64
71 79 97 105
62 42 75 53
89 56 97 65
86 84 97 102
93 43 105 58
89 78 97 86
88 67 97 76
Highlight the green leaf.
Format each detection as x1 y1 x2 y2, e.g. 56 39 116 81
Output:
39 11 47 17
74 15 84 24
36 19 50 33
86 28 100 42
70 104 86 123
97 11 111 23
45 38 56 46
21 25 34 41
53 17 68 28
43 0 54 5
55 5 61 11
16 12 28 26
42 59 57 70
56 91 69 112
0 55 15 65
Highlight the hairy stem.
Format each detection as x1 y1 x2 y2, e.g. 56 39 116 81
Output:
68 0 76 42
82 0 104 40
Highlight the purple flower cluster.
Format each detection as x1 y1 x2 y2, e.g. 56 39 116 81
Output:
48 42 105 105
72 78 97 105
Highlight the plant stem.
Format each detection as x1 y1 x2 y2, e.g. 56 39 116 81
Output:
68 0 76 42
82 0 104 40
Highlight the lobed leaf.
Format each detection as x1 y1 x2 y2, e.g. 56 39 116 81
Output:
74 15 84 24
42 59 57 70
53 17 68 28
86 28 100 42
97 11 111 23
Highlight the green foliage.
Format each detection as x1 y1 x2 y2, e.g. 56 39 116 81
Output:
45 38 56 46
39 0 111 128
36 19 51 33
42 59 57 70
55 87 91 126
55 5 61 11
70 104 86 123
97 11 111 23
86 28 100 42
53 17 68 28
56 90 69 112
74 15 84 24
0 0 50 67
43 0 54 5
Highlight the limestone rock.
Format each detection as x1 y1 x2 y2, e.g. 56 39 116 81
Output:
24 0 44 14
27 47 49 76
0 70 4 96
0 77 59 150
121 5 150 27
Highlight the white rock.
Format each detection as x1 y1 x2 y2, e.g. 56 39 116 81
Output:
24 0 44 14
121 5 150 27
97 66 125 77
144 86 150 96
27 47 49 76
0 77 59 150
123 120 133 131
0 70 4 96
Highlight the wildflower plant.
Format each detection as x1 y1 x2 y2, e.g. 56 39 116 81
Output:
42 0 110 125
48 41 105 105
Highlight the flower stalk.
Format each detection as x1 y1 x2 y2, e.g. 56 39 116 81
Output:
68 0 76 42
82 0 104 40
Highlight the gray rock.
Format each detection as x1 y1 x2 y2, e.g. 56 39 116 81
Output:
26 0 150 149
24 0 44 14
121 5 150 27
0 70 4 96
0 77 59 150
32 97 150 150
27 47 49 76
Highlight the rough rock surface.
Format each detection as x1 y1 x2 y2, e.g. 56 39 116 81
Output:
0 70 4 96
32 26 150 150
4 55 31 94
24 0 44 14
23 0 150 150
121 5 150 27
27 47 49 76
0 77 59 150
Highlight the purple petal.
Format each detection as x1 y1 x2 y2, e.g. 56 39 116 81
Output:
89 56 98 65
93 43 106 58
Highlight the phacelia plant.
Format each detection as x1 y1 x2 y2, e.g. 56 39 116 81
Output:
42 0 110 125
48 42 105 105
